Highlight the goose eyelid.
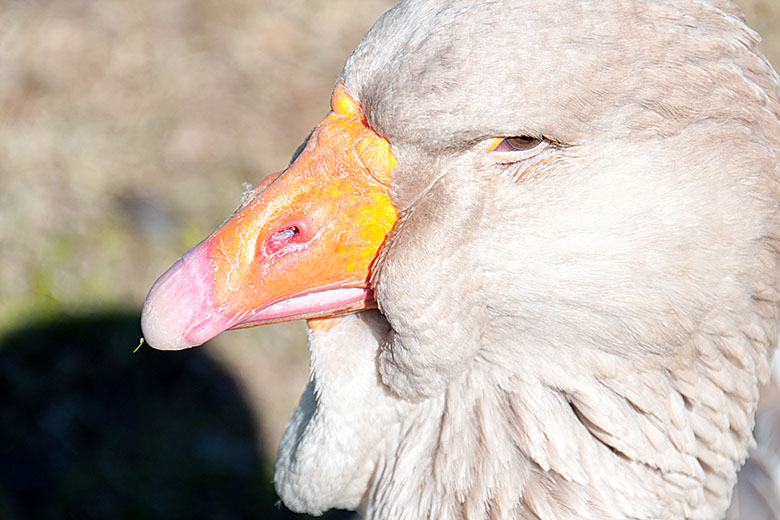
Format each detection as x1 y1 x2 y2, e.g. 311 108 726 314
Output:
492 136 544 153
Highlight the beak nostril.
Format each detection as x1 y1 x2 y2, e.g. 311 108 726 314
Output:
273 226 299 241
265 226 301 255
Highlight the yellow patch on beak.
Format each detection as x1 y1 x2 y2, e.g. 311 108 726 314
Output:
141 83 398 349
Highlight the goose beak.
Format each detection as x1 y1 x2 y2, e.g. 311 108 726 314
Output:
141 85 397 350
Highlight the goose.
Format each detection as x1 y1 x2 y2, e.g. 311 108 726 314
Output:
140 0 780 518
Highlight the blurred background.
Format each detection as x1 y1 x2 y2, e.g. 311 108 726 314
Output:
0 0 778 518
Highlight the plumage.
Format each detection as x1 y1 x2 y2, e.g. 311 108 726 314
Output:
142 0 780 518
727 367 780 519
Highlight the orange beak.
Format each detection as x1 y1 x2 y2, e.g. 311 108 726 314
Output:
141 85 397 349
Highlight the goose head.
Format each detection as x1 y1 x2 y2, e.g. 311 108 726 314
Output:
142 0 780 518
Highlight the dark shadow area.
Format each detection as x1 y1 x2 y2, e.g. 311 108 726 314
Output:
0 311 353 520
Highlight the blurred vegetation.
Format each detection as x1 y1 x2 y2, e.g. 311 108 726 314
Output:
0 0 778 518
0 0 395 517
0 0 395 330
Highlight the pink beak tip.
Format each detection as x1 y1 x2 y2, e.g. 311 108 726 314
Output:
141 242 226 350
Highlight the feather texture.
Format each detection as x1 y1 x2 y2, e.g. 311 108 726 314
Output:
269 1 780 518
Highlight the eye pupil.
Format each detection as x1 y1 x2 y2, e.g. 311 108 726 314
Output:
503 136 541 151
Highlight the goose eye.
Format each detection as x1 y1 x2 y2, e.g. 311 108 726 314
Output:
493 136 542 152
